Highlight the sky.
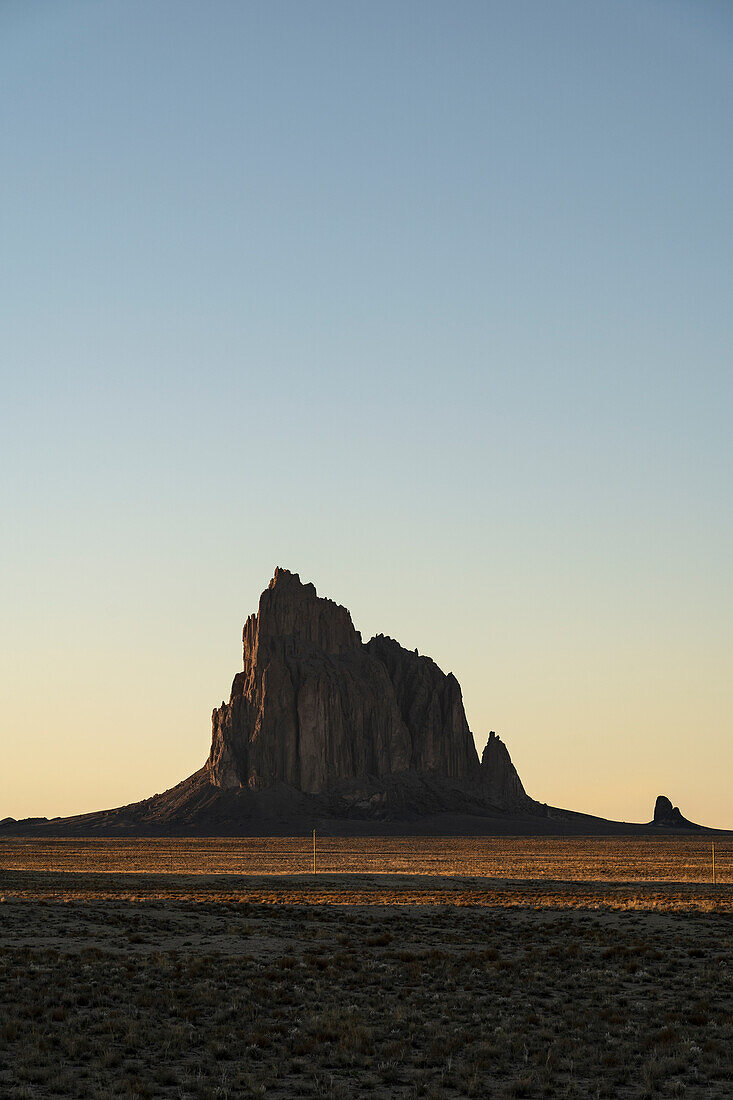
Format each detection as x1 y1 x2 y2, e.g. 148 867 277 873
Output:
2 0 731 828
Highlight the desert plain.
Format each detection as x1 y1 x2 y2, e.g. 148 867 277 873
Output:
0 837 731 1099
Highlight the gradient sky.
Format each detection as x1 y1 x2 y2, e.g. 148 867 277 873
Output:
2 1 731 827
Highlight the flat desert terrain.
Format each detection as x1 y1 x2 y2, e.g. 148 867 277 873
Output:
1 835 730 881
0 839 731 1099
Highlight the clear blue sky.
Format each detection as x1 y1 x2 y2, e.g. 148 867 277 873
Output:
2 1 732 826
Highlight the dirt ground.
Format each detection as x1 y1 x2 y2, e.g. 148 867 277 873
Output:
0 871 731 1098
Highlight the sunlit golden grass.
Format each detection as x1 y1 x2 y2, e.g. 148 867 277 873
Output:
1 871 731 913
0 835 730 881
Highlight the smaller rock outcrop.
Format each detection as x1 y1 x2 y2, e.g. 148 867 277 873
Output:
653 795 701 830
480 731 527 807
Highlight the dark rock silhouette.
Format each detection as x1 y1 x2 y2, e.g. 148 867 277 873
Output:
208 569 411 794
653 795 702 830
364 634 480 780
0 569 727 837
207 569 518 801
481 731 528 807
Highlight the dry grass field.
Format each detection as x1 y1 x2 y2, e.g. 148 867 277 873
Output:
1 835 730 881
0 840 731 1098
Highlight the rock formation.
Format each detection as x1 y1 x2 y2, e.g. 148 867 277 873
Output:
653 795 701 830
207 567 526 806
481 731 528 807
364 634 479 779
4 568 725 837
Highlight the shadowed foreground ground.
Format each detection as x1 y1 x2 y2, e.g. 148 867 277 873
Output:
0 871 731 1098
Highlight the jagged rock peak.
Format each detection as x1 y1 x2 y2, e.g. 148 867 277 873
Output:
268 565 315 595
245 567 361 661
480 731 527 806
207 568 528 809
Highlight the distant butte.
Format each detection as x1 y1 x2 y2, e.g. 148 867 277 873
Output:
1 569 728 836
653 795 703 831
